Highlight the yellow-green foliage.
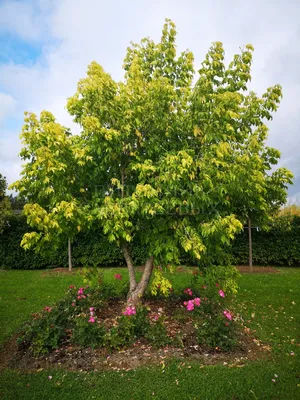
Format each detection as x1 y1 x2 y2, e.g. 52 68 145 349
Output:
10 19 292 273
151 269 173 297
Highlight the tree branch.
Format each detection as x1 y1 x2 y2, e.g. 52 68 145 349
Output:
122 245 137 291
137 256 154 291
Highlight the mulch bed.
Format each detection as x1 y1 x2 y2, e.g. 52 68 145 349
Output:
0 299 270 372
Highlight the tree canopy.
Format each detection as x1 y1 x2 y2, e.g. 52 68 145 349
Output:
11 19 293 303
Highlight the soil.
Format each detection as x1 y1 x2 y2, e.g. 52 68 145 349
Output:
0 298 271 373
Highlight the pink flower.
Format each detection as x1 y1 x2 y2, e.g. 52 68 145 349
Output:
72 302 76 307
186 300 195 311
77 295 81 300
77 288 84 295
69 285 74 289
184 288 193 296
114 273 122 280
215 283 220 287
153 315 159 321
44 306 52 312
218 290 225 298
223 310 232 320
88 317 95 323
193 297 201 307
89 307 94 312
123 306 136 316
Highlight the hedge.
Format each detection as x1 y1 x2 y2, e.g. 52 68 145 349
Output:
1 214 300 269
231 216 300 266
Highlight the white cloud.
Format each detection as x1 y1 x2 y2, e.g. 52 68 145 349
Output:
0 92 16 125
0 0 42 41
0 0 299 197
0 130 21 189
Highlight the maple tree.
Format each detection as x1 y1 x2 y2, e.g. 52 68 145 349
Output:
12 20 292 303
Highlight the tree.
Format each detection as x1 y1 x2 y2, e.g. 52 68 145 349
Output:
11 111 91 271
278 204 300 217
0 173 12 233
13 20 292 303
231 165 293 268
8 194 26 211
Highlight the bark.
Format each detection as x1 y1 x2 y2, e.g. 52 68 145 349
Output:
122 245 137 292
127 256 154 306
122 244 154 306
248 218 253 272
68 238 72 272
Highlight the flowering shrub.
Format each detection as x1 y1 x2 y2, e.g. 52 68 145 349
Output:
144 316 171 348
184 297 201 311
123 306 136 316
20 291 158 353
107 306 151 349
19 267 242 356
180 266 241 350
184 288 193 297
18 285 104 355
72 314 106 348
106 315 136 349
81 267 128 299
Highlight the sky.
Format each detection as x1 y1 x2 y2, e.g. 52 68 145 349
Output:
0 0 299 201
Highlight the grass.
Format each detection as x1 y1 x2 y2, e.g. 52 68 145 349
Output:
0 267 300 399
0 269 83 345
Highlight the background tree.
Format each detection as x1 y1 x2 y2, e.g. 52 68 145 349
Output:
11 111 92 271
13 20 292 302
0 173 12 233
277 204 300 217
8 194 26 212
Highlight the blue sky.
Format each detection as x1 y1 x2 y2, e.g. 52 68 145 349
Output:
0 0 300 201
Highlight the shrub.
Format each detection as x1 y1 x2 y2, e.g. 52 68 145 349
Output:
2 214 300 270
106 315 135 350
81 267 128 299
18 285 104 355
194 312 238 351
144 317 171 348
182 268 240 351
72 315 106 348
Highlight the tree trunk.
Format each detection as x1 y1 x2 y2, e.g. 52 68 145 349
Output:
122 245 137 293
127 256 154 306
68 239 72 272
248 218 253 272
122 245 154 306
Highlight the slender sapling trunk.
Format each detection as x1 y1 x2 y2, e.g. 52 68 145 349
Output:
68 238 72 272
248 218 253 272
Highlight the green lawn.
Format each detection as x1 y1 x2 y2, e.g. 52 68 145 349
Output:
0 267 299 399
